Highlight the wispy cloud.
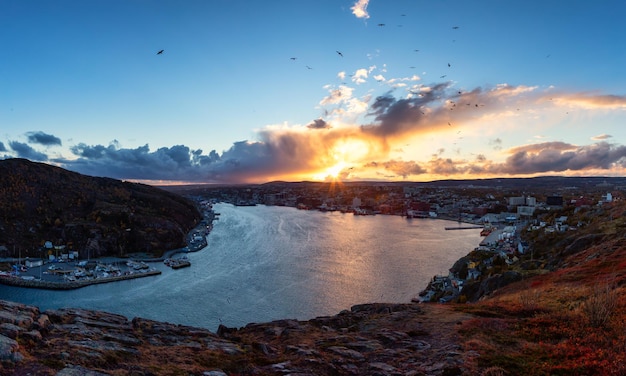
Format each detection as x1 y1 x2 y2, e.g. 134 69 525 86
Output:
554 93 626 109
592 134 612 140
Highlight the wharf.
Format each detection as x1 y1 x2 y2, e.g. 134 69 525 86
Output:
444 226 483 230
0 269 161 290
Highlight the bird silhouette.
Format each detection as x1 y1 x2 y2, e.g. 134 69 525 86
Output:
452 26 459 29
336 51 343 57
378 23 385 27
156 50 164 55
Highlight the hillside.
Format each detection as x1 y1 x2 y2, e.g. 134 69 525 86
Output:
1 197 626 374
0 159 202 259
0 194 626 376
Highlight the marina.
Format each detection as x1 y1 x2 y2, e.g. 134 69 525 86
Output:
0 202 215 290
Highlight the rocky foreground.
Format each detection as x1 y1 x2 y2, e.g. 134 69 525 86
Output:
0 299 477 376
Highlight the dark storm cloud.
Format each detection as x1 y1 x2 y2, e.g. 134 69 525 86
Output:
26 131 62 146
64 143 219 181
491 142 626 175
9 141 48 161
306 118 331 129
361 83 451 138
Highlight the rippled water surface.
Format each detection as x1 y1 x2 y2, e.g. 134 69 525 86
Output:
1 203 481 331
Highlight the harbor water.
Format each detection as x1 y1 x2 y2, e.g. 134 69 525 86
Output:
0 203 482 331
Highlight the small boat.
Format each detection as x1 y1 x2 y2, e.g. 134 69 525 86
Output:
166 257 191 269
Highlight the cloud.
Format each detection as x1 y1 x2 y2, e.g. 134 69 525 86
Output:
26 131 62 146
351 0 369 19
360 83 452 138
489 138 503 151
9 141 49 161
320 85 354 106
364 160 426 178
306 119 331 129
555 93 626 109
592 134 612 140
492 141 626 175
352 68 369 84
21 81 625 184
0 142 6 152
66 143 219 181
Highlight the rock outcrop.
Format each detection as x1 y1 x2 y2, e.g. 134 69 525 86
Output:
0 299 476 375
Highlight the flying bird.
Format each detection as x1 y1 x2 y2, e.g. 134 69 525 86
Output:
336 51 343 57
306 65 313 70
448 63 451 67
452 26 459 29
290 57 297 60
156 49 164 55
378 23 385 27
440 75 447 78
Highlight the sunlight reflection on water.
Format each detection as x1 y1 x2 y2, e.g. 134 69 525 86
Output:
1 203 481 331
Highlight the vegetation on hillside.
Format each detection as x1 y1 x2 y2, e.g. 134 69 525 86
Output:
0 159 201 259
455 198 626 375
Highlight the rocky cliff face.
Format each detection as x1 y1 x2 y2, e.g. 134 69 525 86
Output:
0 299 476 375
0 159 201 259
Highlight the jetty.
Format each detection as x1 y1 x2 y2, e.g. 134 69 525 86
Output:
0 269 161 290
444 226 483 230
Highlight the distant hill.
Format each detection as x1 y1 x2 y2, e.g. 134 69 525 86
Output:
0 159 201 259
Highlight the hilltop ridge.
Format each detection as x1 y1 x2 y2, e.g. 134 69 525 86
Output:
0 158 202 260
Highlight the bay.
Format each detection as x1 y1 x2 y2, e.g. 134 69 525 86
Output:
0 203 481 331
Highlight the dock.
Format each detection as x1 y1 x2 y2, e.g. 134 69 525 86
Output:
0 269 161 290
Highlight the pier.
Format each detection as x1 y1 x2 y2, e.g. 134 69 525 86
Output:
0 269 161 290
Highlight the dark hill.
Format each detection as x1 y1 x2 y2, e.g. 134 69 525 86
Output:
0 158 201 259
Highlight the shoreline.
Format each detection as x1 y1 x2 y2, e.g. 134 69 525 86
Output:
0 206 213 290
0 269 161 290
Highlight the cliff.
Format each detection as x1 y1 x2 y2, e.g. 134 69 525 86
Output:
0 159 202 259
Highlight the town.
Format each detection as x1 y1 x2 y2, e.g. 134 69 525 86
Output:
174 176 624 303
2 176 624 298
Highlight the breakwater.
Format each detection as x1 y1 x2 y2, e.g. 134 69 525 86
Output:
0 269 161 290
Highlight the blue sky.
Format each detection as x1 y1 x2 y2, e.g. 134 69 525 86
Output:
2 0 626 184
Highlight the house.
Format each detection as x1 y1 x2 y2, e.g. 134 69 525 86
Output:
25 259 43 268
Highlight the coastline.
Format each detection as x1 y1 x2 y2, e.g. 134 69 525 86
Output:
0 205 214 291
0 269 161 290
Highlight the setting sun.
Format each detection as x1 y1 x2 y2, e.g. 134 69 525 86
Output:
313 161 347 181
312 138 370 181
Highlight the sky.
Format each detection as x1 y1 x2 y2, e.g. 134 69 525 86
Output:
2 0 626 185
